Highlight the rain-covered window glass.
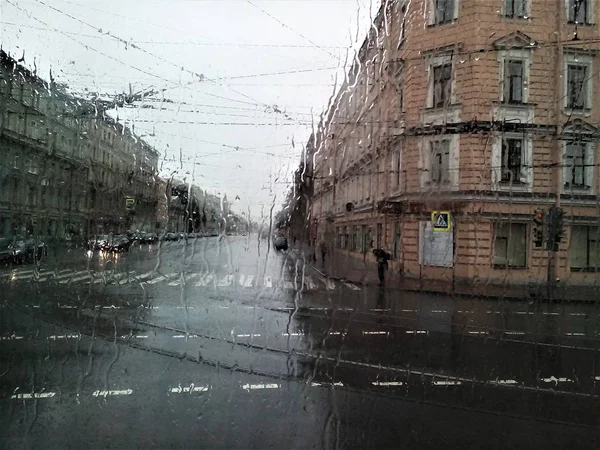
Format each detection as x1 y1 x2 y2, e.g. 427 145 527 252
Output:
430 140 450 185
568 0 590 23
494 222 527 268
432 63 452 108
564 142 587 187
567 64 588 110
569 226 600 271
505 0 526 18
392 221 401 259
501 138 524 183
434 0 455 24
504 60 523 104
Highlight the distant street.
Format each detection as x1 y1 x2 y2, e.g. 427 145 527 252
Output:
1 234 600 448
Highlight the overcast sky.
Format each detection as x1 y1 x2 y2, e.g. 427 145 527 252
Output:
1 0 377 217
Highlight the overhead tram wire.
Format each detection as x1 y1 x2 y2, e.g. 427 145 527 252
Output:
31 0 311 123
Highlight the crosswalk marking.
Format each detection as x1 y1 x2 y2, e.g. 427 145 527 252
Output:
195 273 215 287
145 272 177 285
3 267 355 293
343 281 360 291
218 274 234 287
263 276 273 288
168 273 199 286
239 274 253 288
62 273 93 284
304 276 316 290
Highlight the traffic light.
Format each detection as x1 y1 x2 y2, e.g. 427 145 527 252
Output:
546 206 564 252
533 209 544 248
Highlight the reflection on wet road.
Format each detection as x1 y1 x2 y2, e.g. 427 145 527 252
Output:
2 235 600 447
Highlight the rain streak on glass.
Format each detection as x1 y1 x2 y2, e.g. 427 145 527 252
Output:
0 0 599 448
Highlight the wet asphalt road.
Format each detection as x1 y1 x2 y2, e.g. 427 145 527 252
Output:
1 235 600 448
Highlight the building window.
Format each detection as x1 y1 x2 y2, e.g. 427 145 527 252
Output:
570 226 600 271
504 0 526 17
501 138 525 183
433 0 455 24
568 0 591 24
433 63 452 108
567 64 588 110
563 142 590 188
493 222 527 268
430 140 450 185
13 156 20 170
504 60 524 104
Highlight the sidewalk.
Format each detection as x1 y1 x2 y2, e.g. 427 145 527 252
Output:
289 245 600 302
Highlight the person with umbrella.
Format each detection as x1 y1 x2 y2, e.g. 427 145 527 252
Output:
373 248 391 285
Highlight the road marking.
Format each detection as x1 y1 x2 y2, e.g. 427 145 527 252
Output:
363 331 388 335
540 377 573 384
401 309 416 313
434 380 462 386
569 313 587 317
92 389 133 397
595 376 600 381
169 384 209 394
515 311 534 315
282 332 302 337
168 273 199 286
490 379 518 385
431 310 448 313
11 392 56 399
304 276 316 290
236 334 261 338
1 335 24 340
146 273 177 285
565 332 586 336
242 383 280 391
242 274 254 287
543 312 560 316
263 277 273 288
173 334 199 339
504 331 526 335
195 274 215 287
405 330 427 335
133 271 154 282
343 281 360 291
69 274 93 283
55 270 88 281
217 274 233 287
468 331 488 335
371 308 390 312
372 381 403 386
48 335 79 340
328 331 344 335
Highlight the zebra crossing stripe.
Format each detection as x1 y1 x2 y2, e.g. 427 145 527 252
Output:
242 275 253 287
282 281 294 290
263 276 273 288
304 276 316 290
146 273 177 285
217 274 233 287
343 281 360 291
63 273 93 284
54 270 88 281
195 274 215 287
168 273 199 286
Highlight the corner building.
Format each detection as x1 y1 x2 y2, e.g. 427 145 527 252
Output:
311 0 600 288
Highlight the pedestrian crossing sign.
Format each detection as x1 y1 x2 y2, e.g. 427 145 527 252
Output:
431 211 451 231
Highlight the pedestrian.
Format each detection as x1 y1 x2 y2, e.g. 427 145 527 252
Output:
319 240 327 265
373 249 390 285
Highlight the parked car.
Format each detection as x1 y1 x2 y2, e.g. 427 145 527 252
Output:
0 236 48 264
162 232 180 242
88 234 111 250
108 234 133 252
143 232 159 244
273 235 288 251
